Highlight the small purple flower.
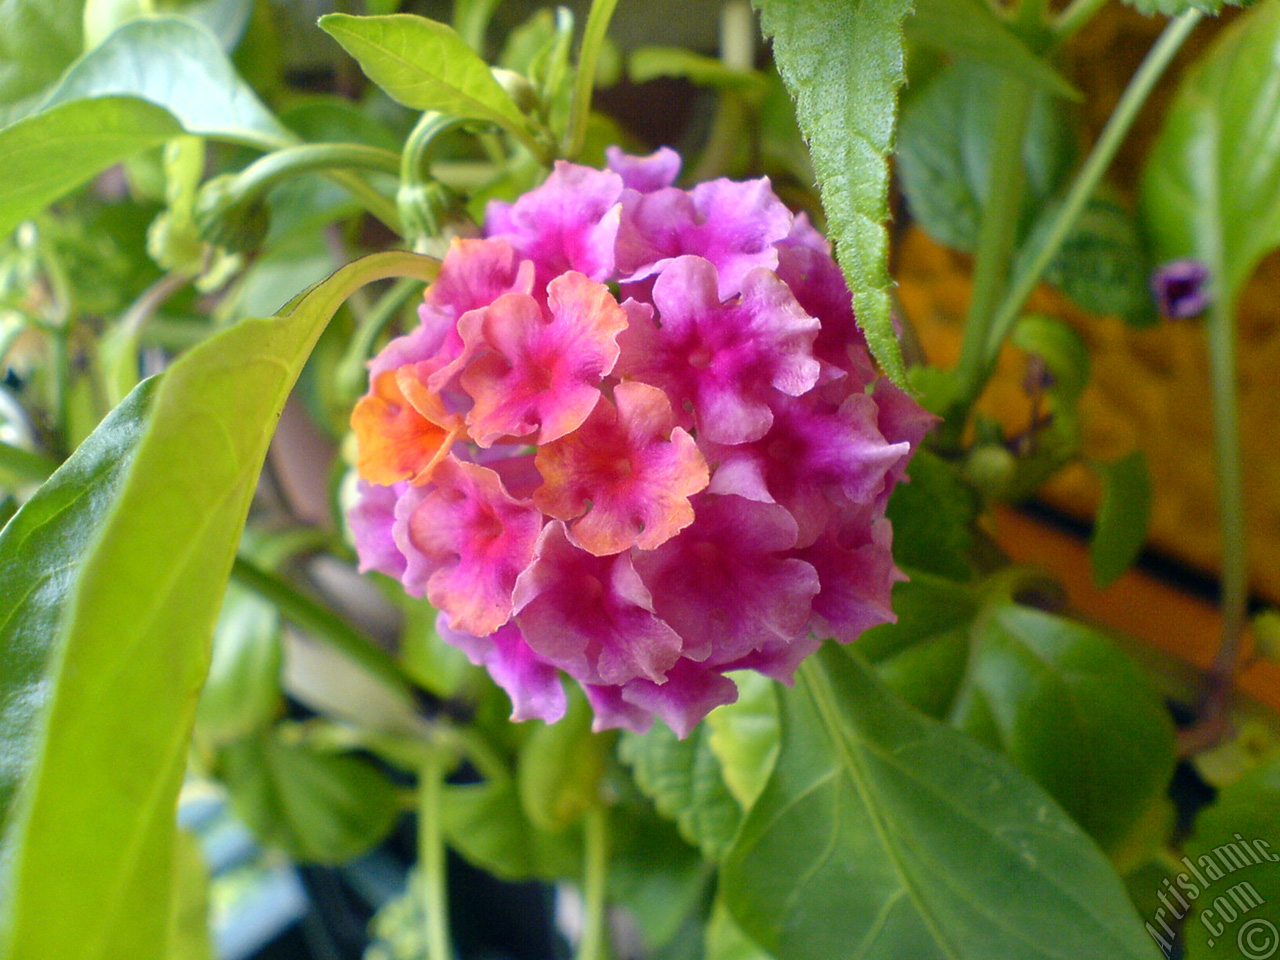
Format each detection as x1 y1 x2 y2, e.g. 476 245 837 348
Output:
1151 259 1211 320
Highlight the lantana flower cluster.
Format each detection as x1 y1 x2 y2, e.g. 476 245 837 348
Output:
349 148 933 737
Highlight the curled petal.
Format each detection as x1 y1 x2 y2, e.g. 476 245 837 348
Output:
617 256 820 444
395 458 542 636
513 522 684 686
706 392 910 547
775 218 876 386
632 495 820 665
352 371 460 485
535 381 709 555
438 616 566 723
349 480 408 579
616 178 792 297
605 145 682 193
486 161 624 286
459 272 629 446
799 516 902 644
371 238 534 380
606 659 739 739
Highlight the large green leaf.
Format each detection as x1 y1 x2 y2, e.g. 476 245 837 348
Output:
45 16 291 150
0 379 156 843
620 720 742 861
0 96 182 239
0 0 84 126
721 645 1161 960
0 251 438 960
318 13 539 149
753 0 911 385
907 0 1079 100
1142 0 1280 301
953 605 1176 853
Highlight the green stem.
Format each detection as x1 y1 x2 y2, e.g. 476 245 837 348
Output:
564 0 621 160
419 748 454 960
229 555 416 707
577 804 611 960
237 142 402 192
222 144 404 234
0 439 57 484
978 11 1202 379
1206 292 1249 678
398 113 469 249
946 78 1034 440
1055 0 1111 40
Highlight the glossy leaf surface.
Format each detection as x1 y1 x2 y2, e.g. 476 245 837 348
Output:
45 16 292 149
0 251 438 960
0 96 182 239
721 645 1161 960
319 13 538 147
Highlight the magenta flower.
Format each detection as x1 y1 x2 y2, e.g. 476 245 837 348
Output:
349 149 930 736
535 380 709 555
512 522 684 686
452 271 630 446
394 458 542 636
616 256 821 444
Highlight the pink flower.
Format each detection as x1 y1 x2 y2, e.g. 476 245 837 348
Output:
534 380 709 555
349 150 931 736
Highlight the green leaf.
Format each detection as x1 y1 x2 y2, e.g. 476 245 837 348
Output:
897 59 1075 255
165 828 213 960
194 583 283 745
398 595 474 700
45 16 292 150
753 0 911 385
0 97 182 240
721 645 1162 960
318 14 539 149
83 0 151 49
953 605 1176 853
0 0 83 126
1038 188 1156 325
439 777 580 882
907 0 1079 100
1142 0 1280 301
1180 756 1280 960
608 799 712 953
219 729 401 864
1090 451 1153 588
705 671 779 813
516 688 609 832
0 250 436 960
707 896 775 960
0 379 156 842
619 720 742 861
883 448 976 581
